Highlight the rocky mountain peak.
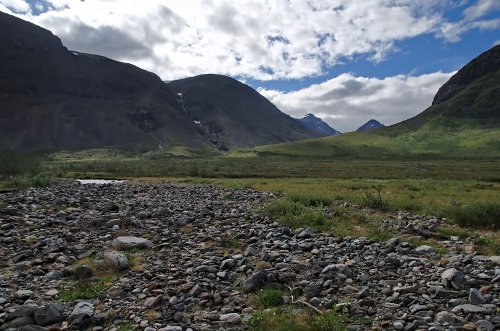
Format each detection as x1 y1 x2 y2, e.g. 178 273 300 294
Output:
433 44 500 105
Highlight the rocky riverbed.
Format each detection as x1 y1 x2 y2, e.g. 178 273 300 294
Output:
0 180 499 331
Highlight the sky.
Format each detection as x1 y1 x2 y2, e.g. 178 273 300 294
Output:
1 0 500 132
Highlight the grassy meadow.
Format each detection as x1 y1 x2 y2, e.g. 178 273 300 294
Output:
1 146 500 254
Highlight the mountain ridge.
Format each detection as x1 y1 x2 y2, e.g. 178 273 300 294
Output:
357 119 385 131
0 11 321 152
297 113 341 136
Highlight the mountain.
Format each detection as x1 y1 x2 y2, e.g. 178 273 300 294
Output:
297 113 340 135
356 119 385 131
250 45 500 159
165 75 323 150
0 11 320 152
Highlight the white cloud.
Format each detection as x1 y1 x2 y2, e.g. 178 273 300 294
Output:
494 39 500 46
0 0 30 13
6 0 457 81
463 0 500 20
258 71 455 132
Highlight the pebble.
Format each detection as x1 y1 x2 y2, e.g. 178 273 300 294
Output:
0 180 499 330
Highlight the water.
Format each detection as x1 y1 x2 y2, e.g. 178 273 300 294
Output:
76 179 124 185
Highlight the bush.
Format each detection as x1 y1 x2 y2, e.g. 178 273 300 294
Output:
311 304 347 331
359 186 390 211
287 192 332 207
446 202 500 230
263 198 327 229
255 290 284 308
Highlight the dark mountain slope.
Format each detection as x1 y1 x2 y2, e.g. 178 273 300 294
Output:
0 12 320 152
0 11 205 151
433 44 500 106
357 119 385 131
298 114 340 135
166 75 323 149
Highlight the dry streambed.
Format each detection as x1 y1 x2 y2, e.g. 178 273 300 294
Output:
0 180 499 331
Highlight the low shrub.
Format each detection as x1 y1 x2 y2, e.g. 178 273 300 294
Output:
446 202 500 230
255 290 284 308
263 198 327 228
60 281 107 301
359 185 390 211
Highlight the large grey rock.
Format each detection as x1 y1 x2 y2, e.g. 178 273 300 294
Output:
469 288 486 305
415 245 437 255
243 270 268 293
74 265 93 280
435 311 464 325
44 270 64 281
144 295 163 309
93 251 129 271
112 236 153 250
321 264 354 278
219 313 241 324
476 319 495 331
15 290 33 300
33 303 63 326
11 304 38 318
442 268 466 289
70 302 94 330
4 316 35 328
71 302 94 317
451 304 489 314
489 256 500 266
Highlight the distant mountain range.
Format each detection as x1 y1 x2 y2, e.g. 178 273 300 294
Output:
356 119 385 131
0 11 322 152
252 44 500 159
297 114 340 135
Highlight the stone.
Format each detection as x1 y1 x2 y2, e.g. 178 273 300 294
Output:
442 268 466 289
70 302 94 330
74 265 93 280
94 251 130 271
243 246 258 257
5 316 35 328
44 270 64 281
19 326 49 331
489 256 500 266
243 270 267 293
321 264 354 278
357 287 370 299
475 319 495 331
15 289 34 300
415 245 437 255
34 303 63 326
409 304 429 313
297 227 315 238
160 326 182 331
435 311 463 325
144 295 163 308
220 258 236 270
220 313 241 324
451 304 489 314
71 302 94 317
469 288 486 305
393 321 404 330
112 236 153 250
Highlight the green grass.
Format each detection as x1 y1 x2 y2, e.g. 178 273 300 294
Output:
60 281 108 301
262 198 328 229
255 290 284 308
445 202 500 230
248 306 347 331
224 239 244 249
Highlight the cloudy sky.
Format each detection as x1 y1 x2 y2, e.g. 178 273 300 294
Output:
2 0 499 132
